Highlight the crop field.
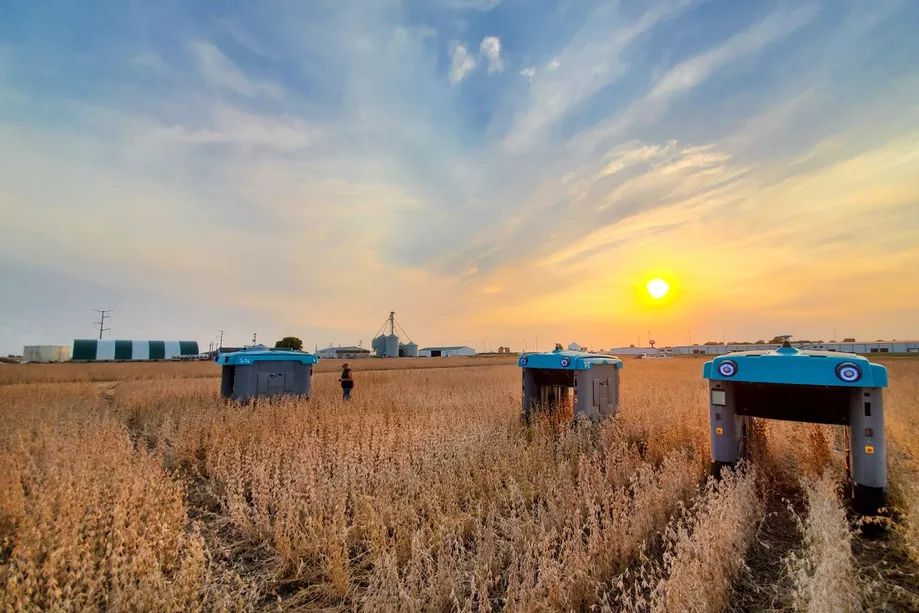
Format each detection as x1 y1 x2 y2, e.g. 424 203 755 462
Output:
1 357 918 611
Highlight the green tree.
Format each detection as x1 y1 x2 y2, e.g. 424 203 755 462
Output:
275 336 303 350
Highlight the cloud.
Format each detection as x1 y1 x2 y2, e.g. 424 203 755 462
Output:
449 42 476 84
504 1 691 152
570 4 820 154
130 52 168 73
443 0 504 10
520 66 535 81
143 106 316 151
480 36 503 73
188 40 282 99
648 5 818 104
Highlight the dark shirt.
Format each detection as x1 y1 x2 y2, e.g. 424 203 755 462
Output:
340 368 354 388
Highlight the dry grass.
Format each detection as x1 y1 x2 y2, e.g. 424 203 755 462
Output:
603 465 762 613
1 357 917 610
785 471 862 613
0 355 516 385
883 360 919 564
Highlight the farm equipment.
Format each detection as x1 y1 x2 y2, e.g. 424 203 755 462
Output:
217 347 319 401
519 348 623 422
703 341 889 513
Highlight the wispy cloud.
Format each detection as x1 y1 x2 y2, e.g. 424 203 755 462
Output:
130 52 169 73
651 5 818 103
188 40 282 99
504 1 692 152
571 4 820 154
143 106 316 151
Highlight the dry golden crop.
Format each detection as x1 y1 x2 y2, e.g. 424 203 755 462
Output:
1 357 917 611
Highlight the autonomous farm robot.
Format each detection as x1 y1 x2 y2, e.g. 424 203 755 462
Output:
217 347 319 402
518 347 623 422
703 340 889 513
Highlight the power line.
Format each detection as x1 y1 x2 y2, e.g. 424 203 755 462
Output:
93 309 112 340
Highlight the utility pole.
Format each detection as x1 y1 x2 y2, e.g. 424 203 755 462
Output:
93 309 112 339
217 329 227 349
251 332 257 345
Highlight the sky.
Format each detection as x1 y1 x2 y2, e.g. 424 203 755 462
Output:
1 0 918 355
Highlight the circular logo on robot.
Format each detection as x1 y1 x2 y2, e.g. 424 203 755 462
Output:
717 360 738 377
560 358 571 367
519 356 528 366
836 362 861 383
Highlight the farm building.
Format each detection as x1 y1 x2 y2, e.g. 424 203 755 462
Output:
418 346 476 357
72 339 199 361
22 345 71 363
317 346 372 359
612 340 919 357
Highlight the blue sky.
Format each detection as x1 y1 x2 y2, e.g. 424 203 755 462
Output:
1 1 918 354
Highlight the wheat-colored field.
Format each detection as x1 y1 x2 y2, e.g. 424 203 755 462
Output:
1 357 917 610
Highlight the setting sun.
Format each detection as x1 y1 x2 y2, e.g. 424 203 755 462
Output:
646 278 670 300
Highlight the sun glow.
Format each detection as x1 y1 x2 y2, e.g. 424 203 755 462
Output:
646 278 670 300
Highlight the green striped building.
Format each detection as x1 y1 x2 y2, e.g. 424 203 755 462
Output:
71 340 199 361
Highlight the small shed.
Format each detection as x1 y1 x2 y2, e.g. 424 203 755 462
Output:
519 349 623 422
217 348 319 401
703 341 889 513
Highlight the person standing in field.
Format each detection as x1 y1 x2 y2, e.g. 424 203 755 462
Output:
339 363 354 400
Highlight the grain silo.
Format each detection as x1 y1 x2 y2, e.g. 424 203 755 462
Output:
371 335 387 357
372 311 417 358
384 334 399 358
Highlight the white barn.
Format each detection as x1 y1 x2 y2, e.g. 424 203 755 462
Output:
418 346 476 357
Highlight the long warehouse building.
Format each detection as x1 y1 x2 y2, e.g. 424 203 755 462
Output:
72 339 199 361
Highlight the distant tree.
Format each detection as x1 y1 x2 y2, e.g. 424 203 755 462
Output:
704 341 720 346
755 340 766 344
275 336 303 350
629 344 636 348
843 337 856 342
768 335 793 344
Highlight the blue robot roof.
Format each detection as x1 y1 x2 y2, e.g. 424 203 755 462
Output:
218 348 320 366
518 349 623 371
703 345 887 388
